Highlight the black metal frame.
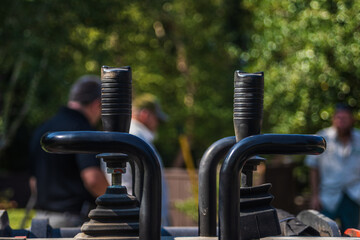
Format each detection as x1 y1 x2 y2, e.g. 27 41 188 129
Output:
198 136 236 237
219 134 326 240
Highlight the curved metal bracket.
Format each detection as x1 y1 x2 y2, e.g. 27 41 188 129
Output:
198 136 236 236
219 134 326 240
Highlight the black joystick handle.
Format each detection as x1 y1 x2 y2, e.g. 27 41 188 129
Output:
234 71 264 187
233 71 263 142
101 66 132 132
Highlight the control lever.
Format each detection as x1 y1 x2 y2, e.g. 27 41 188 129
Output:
100 66 143 200
75 66 141 239
41 66 162 240
233 71 263 141
234 71 264 186
101 65 132 132
198 71 263 237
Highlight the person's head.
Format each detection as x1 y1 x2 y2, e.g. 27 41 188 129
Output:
332 103 355 136
67 75 101 126
132 93 168 132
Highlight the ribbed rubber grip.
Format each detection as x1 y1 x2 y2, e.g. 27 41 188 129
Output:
233 71 264 142
101 66 132 132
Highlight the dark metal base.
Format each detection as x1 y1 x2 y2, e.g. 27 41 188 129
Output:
77 186 140 239
74 232 139 240
239 184 281 240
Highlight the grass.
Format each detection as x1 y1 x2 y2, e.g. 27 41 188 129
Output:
174 197 198 222
5 208 35 229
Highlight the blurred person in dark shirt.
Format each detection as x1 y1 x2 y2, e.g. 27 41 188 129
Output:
29 75 108 227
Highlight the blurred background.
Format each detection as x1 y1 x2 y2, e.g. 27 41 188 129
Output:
1 0 360 227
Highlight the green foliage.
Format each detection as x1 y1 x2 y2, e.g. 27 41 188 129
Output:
174 198 198 222
241 0 360 134
0 0 245 168
1 0 360 170
7 208 35 229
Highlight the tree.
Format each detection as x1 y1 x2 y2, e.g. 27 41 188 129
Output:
3 0 358 172
241 0 360 134
0 0 250 169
